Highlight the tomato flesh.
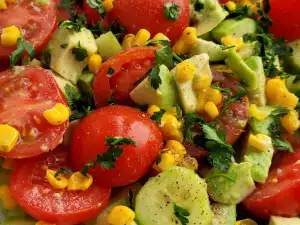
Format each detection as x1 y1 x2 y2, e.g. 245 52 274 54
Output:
0 66 68 158
70 105 163 187
10 147 111 225
83 0 102 24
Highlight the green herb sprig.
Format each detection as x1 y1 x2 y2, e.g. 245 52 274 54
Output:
9 37 35 68
174 204 190 225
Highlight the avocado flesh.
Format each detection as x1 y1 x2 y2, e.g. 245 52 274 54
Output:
211 203 236 225
269 216 300 225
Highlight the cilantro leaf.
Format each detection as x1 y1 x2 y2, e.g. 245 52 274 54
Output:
175 104 182 120
72 42 88 61
59 0 75 9
211 83 230 93
206 173 236 183
194 0 204 11
148 66 162 90
269 107 290 118
183 113 204 141
150 109 166 124
60 43 68 48
60 15 86 32
155 45 174 69
107 67 115 77
174 204 190 225
54 168 73 177
163 2 180 21
272 138 294 153
86 0 106 17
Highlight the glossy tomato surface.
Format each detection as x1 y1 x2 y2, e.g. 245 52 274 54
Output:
70 105 163 187
243 149 300 219
0 0 58 61
10 147 111 225
0 66 68 158
103 0 190 42
93 47 157 106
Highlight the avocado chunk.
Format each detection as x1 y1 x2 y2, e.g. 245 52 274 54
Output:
206 162 256 204
211 203 236 225
190 0 228 36
130 65 179 110
212 18 257 43
225 48 258 90
245 56 266 106
283 39 300 74
286 75 300 94
269 216 300 225
189 39 228 62
238 41 261 60
78 72 94 93
47 23 97 84
50 72 78 97
173 53 212 113
96 31 122 60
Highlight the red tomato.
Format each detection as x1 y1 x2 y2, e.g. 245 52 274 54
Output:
243 149 300 219
83 0 102 24
70 105 163 187
0 66 68 159
0 0 58 61
55 0 83 21
103 0 190 43
93 47 156 106
269 0 300 41
10 147 111 225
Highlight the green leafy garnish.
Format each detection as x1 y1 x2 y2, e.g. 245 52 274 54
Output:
60 43 68 48
272 138 294 153
194 0 204 11
54 168 73 177
107 67 115 77
42 51 51 68
174 204 190 225
183 113 204 141
150 109 166 124
206 173 236 183
220 87 247 115
60 16 86 32
148 66 162 89
58 0 74 9
163 2 180 21
81 136 137 177
211 83 230 93
220 45 236 50
175 104 182 120
9 37 35 68
72 42 88 61
86 0 106 17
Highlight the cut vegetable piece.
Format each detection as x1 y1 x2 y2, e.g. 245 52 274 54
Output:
283 39 300 74
269 216 300 225
286 75 300 94
96 32 122 60
50 72 78 97
238 41 261 60
211 203 236 225
78 72 94 92
135 166 213 225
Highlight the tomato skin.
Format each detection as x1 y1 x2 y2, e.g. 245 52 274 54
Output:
0 66 68 159
0 0 58 61
83 0 102 24
93 47 156 106
103 0 189 43
10 147 111 225
243 149 300 219
70 105 163 187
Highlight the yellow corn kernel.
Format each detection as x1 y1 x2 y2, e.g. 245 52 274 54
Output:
181 27 198 45
248 133 271 152
221 35 244 51
46 169 68 189
196 92 207 114
122 34 135 50
43 103 70 126
165 140 187 163
176 61 196 83
192 73 212 92
1 26 21 47
225 1 237 11
147 105 160 117
132 29 151 47
0 185 18 210
102 0 113 11
88 54 102 73
153 33 169 41
165 107 178 117
172 39 189 55
248 104 266 120
2 158 16 170
204 101 219 120
36 221 56 225
237 0 253 6
206 87 223 105
0 124 19 153
162 114 180 133
68 172 93 191
178 156 198 170
0 0 7 9
153 152 176 172
280 110 300 133
107 205 135 225
235 218 258 225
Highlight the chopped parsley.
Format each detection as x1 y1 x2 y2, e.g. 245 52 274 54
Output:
81 136 137 177
107 67 115 77
72 42 88 61
206 173 236 183
9 37 35 68
86 0 106 17
54 168 73 177
220 87 247 115
42 51 51 68
175 104 182 120
163 2 180 21
183 113 204 141
174 204 190 225
194 0 204 11
60 15 86 32
211 83 230 93
58 0 75 9
220 45 236 50
272 138 294 153
150 109 166 124
60 43 68 48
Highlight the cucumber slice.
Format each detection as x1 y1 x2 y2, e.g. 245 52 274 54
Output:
283 39 300 74
135 166 213 225
96 32 122 60
211 203 236 225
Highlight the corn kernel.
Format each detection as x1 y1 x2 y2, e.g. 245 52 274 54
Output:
165 107 178 117
248 104 266 120
132 29 151 47
176 61 196 83
181 27 198 45
153 153 176 172
122 34 135 50
162 114 180 133
172 39 189 55
43 103 70 126
165 140 186 163
221 35 244 51
235 218 258 225
2 158 16 170
68 172 93 191
1 26 21 47
225 1 237 11
0 0 7 9
196 92 207 114
248 133 271 152
88 54 102 73
178 156 198 170
102 0 114 12
153 33 169 42
0 124 19 152
206 87 223 105
36 221 56 225
280 111 300 133
0 185 18 210
204 101 219 120
46 169 68 189
107 205 135 225
237 0 253 6
192 73 212 92
147 105 160 117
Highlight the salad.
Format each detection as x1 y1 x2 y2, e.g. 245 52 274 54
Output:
0 0 300 224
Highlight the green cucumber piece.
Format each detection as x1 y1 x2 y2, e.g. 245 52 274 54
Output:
211 203 236 225
78 72 94 93
96 32 122 60
135 166 213 225
283 39 300 74
286 75 300 94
